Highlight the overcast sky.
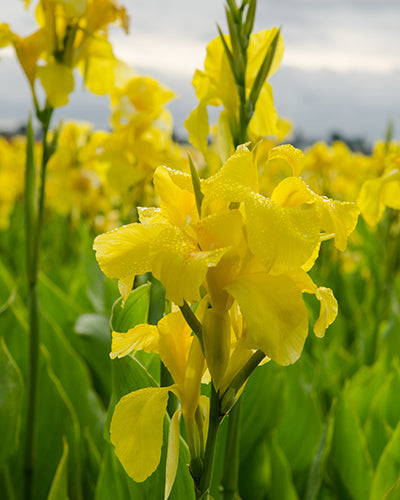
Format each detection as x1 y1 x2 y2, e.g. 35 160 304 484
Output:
1 0 399 146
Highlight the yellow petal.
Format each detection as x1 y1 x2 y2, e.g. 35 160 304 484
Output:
288 269 338 337
226 273 308 365
14 29 47 86
37 62 74 107
153 166 197 228
118 274 134 302
165 410 181 500
93 222 165 279
314 287 338 338
110 387 169 482
272 177 359 252
202 147 258 202
271 176 314 207
357 177 385 226
150 225 227 305
246 28 284 84
245 194 320 274
315 197 360 252
158 312 192 388
184 103 210 156
267 145 305 177
0 24 14 49
248 82 278 137
110 324 159 359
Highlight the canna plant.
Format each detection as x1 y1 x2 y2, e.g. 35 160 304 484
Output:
95 150 359 498
93 1 361 498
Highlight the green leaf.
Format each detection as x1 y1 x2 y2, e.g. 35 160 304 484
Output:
268 431 299 500
304 401 336 500
331 397 373 499
33 346 81 500
248 28 280 112
47 438 69 500
0 337 24 465
74 313 112 404
188 154 204 219
370 420 400 500
277 361 322 492
111 284 151 333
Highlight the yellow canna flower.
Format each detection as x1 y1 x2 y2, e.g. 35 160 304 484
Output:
95 144 359 366
1 0 129 107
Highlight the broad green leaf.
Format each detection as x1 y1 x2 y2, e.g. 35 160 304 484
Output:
0 337 23 465
47 438 69 500
74 313 112 404
111 284 151 333
331 397 373 499
269 431 299 500
277 361 322 492
370 420 400 500
33 346 81 500
41 313 106 452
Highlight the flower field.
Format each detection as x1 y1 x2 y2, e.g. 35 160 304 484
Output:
0 1 399 499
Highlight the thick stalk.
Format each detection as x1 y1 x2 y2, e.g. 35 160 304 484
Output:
24 107 53 500
196 385 223 499
221 400 242 500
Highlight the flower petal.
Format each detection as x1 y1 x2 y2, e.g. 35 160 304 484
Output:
226 273 308 365
37 62 74 107
245 194 320 274
93 222 165 278
110 324 159 359
165 410 181 500
150 225 226 305
158 312 192 388
110 387 169 482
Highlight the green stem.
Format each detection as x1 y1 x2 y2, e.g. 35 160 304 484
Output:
24 106 54 500
220 350 265 414
221 400 242 500
180 300 204 350
196 384 223 499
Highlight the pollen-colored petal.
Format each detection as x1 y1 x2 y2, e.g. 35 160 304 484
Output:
158 312 192 388
118 275 134 302
314 287 338 338
267 145 305 177
165 410 181 500
202 147 258 202
110 324 159 359
245 194 320 274
150 225 227 305
37 62 74 107
226 273 309 365
184 103 210 156
288 268 338 337
110 387 169 482
93 222 165 279
153 166 197 228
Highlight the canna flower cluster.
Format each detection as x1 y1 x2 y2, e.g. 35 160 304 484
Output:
0 0 129 108
94 143 359 491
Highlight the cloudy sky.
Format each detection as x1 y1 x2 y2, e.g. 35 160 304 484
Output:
1 0 399 146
